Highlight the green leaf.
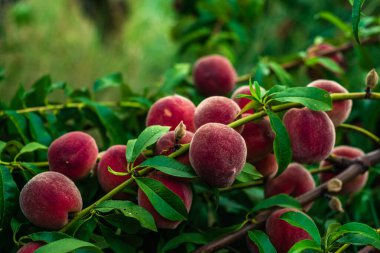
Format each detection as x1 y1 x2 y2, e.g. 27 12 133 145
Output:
26 113 52 146
130 125 170 163
317 11 351 34
0 166 20 230
24 75 51 107
268 62 293 86
79 98 125 145
254 81 263 100
5 110 29 143
306 57 344 74
252 194 301 212
281 211 321 245
270 87 332 111
160 233 208 253
134 177 188 221
262 85 287 102
93 72 123 92
248 230 277 253
0 141 6 155
335 222 380 248
99 224 140 253
235 163 263 183
126 139 137 163
266 110 292 173
14 142 48 161
34 238 103 253
288 239 323 253
95 200 157 232
352 0 364 43
27 231 71 243
159 63 191 93
138 156 196 178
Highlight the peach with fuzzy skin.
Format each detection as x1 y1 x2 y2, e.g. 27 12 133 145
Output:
19 171 82 230
231 85 254 113
194 96 243 132
242 115 275 163
155 130 194 165
17 242 44 253
265 163 315 210
97 145 143 199
252 154 278 178
193 55 237 96
189 123 247 188
266 208 312 253
146 95 196 132
283 108 335 164
138 172 193 229
307 79 352 126
48 131 98 181
320 146 368 194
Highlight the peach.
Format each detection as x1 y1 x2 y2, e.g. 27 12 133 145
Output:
19 171 82 230
97 145 144 199
155 130 194 165
137 172 193 229
48 131 98 181
266 208 312 253
283 108 335 164
231 85 254 113
241 115 275 162
307 79 352 126
192 55 237 96
189 123 247 187
252 154 278 178
306 43 345 78
320 145 368 194
194 96 243 132
17 242 44 253
146 95 196 132
265 163 315 210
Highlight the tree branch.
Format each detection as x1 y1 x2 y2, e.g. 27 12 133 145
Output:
193 149 380 253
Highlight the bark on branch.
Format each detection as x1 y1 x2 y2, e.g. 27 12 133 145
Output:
193 149 380 253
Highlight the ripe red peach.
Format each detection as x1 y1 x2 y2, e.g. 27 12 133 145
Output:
189 123 247 187
146 95 196 132
265 163 315 210
252 153 278 178
155 130 194 165
192 55 237 96
19 171 82 230
283 108 335 164
306 43 345 78
97 145 144 199
266 208 312 253
48 131 98 181
307 79 352 126
137 172 193 229
194 96 243 132
241 115 275 162
17 242 44 253
231 85 254 113
320 145 368 194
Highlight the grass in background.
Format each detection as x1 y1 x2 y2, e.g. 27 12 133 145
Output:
0 0 177 101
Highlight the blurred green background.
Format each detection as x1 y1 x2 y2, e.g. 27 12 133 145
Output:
1 0 379 101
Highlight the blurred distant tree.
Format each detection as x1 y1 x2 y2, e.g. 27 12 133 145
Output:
77 0 129 43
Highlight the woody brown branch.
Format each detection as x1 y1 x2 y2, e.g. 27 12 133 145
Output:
193 149 380 253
